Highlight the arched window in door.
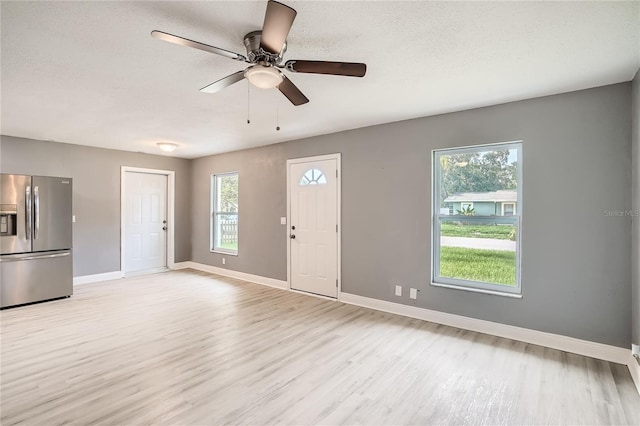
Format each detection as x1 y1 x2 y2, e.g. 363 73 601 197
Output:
299 168 327 185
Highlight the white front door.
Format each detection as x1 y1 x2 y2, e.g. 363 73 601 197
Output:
288 156 339 298
124 172 167 273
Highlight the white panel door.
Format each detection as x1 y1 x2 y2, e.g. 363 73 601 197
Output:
124 172 167 273
289 158 338 298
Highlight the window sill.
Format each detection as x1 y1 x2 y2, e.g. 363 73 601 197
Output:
431 282 522 299
210 250 238 256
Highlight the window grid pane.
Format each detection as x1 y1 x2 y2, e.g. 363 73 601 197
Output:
433 142 522 295
300 168 327 186
435 216 519 293
211 173 238 254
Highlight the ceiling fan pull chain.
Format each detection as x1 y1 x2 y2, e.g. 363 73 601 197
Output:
276 97 280 131
247 82 251 124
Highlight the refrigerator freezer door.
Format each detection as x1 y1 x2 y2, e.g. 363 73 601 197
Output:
0 174 32 255
0 250 73 308
32 176 72 252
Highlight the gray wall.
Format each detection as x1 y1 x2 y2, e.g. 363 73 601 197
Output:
1 83 633 349
633 69 639 349
192 83 632 348
0 136 191 276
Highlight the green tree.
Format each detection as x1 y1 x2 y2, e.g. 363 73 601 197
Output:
219 175 238 212
439 149 516 206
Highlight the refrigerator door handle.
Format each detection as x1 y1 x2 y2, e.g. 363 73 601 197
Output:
0 252 71 262
25 185 32 239
34 185 40 240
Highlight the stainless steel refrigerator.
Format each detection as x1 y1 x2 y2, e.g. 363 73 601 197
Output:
0 174 73 308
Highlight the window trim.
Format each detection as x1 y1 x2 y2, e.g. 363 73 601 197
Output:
431 141 523 297
210 171 239 256
502 202 516 216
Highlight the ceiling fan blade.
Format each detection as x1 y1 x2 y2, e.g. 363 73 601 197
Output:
285 60 367 77
200 70 246 94
151 30 247 62
260 1 297 54
278 75 309 106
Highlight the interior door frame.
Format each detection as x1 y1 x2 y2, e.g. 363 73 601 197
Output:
286 153 342 300
120 166 175 276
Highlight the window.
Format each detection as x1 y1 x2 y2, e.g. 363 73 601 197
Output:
432 142 522 296
502 203 515 216
300 168 327 185
460 202 474 214
211 172 238 255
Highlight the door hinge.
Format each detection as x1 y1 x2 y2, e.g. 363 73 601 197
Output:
336 224 338 232
336 279 338 287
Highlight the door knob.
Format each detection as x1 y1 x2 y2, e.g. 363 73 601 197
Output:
290 234 296 239
163 226 167 231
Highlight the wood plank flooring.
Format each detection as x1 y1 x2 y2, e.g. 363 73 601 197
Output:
1 269 638 425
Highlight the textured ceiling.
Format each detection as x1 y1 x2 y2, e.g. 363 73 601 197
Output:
1 1 639 159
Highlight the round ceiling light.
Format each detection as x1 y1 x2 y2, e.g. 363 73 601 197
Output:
157 142 178 152
245 65 283 89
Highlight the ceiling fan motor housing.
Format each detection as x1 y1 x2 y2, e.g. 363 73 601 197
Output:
243 31 286 65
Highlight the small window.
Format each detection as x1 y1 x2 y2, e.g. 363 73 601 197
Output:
460 202 474 214
433 142 522 296
211 172 238 255
502 203 516 216
300 168 327 185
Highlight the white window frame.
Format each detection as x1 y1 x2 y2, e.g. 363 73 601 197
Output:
432 141 523 297
210 172 239 255
502 202 516 216
460 202 474 211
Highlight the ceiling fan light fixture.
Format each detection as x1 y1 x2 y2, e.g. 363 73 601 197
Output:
157 142 179 152
245 65 283 89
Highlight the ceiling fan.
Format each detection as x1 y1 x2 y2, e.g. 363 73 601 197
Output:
151 0 366 106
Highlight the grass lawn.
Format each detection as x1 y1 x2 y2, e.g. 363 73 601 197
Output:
219 242 238 250
440 246 516 286
441 223 515 240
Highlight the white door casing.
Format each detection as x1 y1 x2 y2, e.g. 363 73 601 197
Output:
121 167 175 274
287 154 341 298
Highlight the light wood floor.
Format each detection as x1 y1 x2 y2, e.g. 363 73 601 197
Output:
1 269 638 425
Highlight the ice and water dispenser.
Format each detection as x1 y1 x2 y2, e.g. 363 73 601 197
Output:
0 205 17 237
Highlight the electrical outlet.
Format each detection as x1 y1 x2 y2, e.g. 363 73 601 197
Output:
280 217 287 225
72 215 76 223
222 257 226 265
395 285 402 297
410 288 418 299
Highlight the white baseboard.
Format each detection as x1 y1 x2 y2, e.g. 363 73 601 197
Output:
73 270 124 286
340 292 640 394
628 354 640 395
172 261 192 270
172 261 288 290
340 293 628 364
70 264 640 395
168 265 640 395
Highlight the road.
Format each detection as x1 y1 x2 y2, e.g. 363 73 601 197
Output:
440 236 516 251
